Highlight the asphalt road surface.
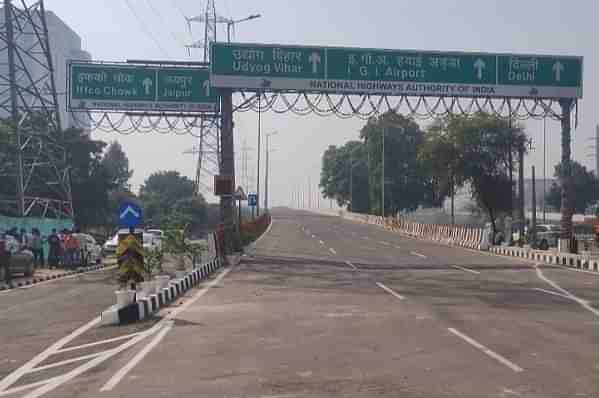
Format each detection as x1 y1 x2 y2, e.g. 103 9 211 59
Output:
5 207 599 397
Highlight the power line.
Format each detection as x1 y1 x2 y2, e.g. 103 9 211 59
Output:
124 0 170 58
144 0 186 48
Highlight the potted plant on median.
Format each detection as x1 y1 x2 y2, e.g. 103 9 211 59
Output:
139 247 163 297
163 217 191 279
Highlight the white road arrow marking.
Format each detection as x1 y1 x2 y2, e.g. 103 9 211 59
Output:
203 79 210 97
142 78 153 96
474 58 486 81
552 61 564 82
308 52 321 74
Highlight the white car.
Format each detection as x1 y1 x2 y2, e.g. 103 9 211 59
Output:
2 235 34 277
143 232 162 251
74 233 102 265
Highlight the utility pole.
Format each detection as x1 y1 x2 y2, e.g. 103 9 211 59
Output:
596 125 599 176
559 98 574 251
308 179 312 209
220 90 237 253
264 131 277 213
256 93 262 217
518 145 525 246
381 125 386 217
543 117 547 223
532 166 537 247
349 149 353 212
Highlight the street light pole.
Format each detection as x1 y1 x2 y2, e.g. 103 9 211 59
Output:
264 131 277 213
350 150 353 212
381 125 386 217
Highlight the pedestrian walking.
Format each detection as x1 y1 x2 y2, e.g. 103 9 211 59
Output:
63 231 81 268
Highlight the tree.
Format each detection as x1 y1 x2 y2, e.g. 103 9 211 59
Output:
139 171 206 229
546 161 599 214
320 141 370 213
420 113 527 234
360 111 433 215
101 141 133 189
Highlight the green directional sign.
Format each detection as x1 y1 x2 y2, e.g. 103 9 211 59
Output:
69 62 218 113
211 42 583 99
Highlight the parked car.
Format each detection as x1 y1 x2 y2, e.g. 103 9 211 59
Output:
147 229 164 239
534 224 561 250
3 235 34 277
74 233 102 266
143 232 162 251
103 229 147 255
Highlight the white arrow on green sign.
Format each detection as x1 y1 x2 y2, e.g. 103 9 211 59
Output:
210 42 583 99
68 62 218 113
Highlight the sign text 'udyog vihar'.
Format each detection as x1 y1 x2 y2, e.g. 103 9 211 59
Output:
210 42 583 99
69 62 218 113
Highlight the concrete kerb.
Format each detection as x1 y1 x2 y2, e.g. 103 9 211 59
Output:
0 263 114 291
100 256 223 326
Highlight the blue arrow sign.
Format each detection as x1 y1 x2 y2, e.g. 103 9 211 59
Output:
248 193 257 207
118 201 143 228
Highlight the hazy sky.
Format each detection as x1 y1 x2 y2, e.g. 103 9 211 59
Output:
44 0 598 207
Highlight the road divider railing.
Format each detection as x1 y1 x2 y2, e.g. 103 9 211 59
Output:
336 210 599 273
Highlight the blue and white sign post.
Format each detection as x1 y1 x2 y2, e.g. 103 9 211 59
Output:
248 193 257 220
118 201 143 229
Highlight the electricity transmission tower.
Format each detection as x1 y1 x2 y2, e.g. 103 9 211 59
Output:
185 0 221 197
0 0 72 218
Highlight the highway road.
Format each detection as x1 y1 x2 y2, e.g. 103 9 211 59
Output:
5 207 599 397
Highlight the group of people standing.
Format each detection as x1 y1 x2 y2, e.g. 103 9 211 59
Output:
3 227 81 268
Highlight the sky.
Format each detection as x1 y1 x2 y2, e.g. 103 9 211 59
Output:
43 0 599 207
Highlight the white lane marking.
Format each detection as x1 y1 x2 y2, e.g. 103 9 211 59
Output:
56 332 143 353
0 377 61 397
329 248 337 255
318 240 325 245
99 267 233 392
410 251 427 259
394 245 402 250
0 315 100 391
30 352 106 373
376 282 405 300
345 261 358 271
362 236 370 240
21 267 233 398
311 234 316 239
22 322 164 398
535 265 599 317
532 288 571 300
451 265 481 274
448 328 523 373
100 321 173 391
379 241 391 246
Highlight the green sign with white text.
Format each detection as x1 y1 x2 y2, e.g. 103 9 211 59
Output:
69 62 217 113
211 42 583 99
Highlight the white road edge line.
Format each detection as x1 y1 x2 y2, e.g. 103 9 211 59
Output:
311 234 316 239
329 248 337 255
345 261 358 271
100 321 173 391
535 264 599 317
56 332 143 353
376 282 405 300
532 287 571 300
451 265 481 275
448 328 523 373
362 236 370 240
21 267 234 398
394 245 402 250
319 240 325 245
379 241 390 246
99 267 234 392
410 251 427 259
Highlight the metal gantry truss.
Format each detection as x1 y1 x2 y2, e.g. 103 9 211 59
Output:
0 0 72 218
